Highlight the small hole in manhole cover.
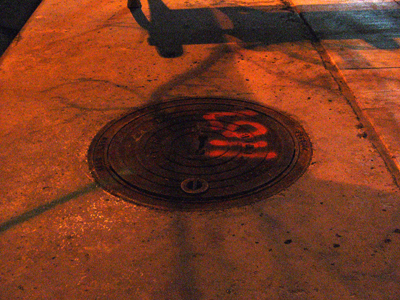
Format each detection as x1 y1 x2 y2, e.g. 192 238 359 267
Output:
181 178 209 194
88 98 312 210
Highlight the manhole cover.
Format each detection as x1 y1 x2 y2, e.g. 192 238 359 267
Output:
88 98 312 210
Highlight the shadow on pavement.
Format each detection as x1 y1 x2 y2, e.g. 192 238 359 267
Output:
0 183 98 233
301 5 400 50
131 0 311 57
130 0 400 58
0 0 42 56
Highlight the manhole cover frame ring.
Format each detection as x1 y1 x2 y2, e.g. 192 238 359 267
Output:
88 97 313 210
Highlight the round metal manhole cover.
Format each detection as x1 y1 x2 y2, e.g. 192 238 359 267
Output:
88 98 312 210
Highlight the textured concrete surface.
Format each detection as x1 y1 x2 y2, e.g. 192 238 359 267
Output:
294 0 400 182
1 0 400 299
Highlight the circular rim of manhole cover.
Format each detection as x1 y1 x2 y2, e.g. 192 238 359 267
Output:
88 98 312 210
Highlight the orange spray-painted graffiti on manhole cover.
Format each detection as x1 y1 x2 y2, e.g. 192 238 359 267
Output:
88 98 312 210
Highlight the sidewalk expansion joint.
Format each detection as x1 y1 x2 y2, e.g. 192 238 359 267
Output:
292 7 400 187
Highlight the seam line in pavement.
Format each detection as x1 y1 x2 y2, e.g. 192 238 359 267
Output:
292 6 400 187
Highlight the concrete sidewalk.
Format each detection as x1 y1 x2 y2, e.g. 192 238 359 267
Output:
293 0 400 185
0 0 400 299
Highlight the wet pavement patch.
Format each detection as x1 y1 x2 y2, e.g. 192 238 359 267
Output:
88 98 312 210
